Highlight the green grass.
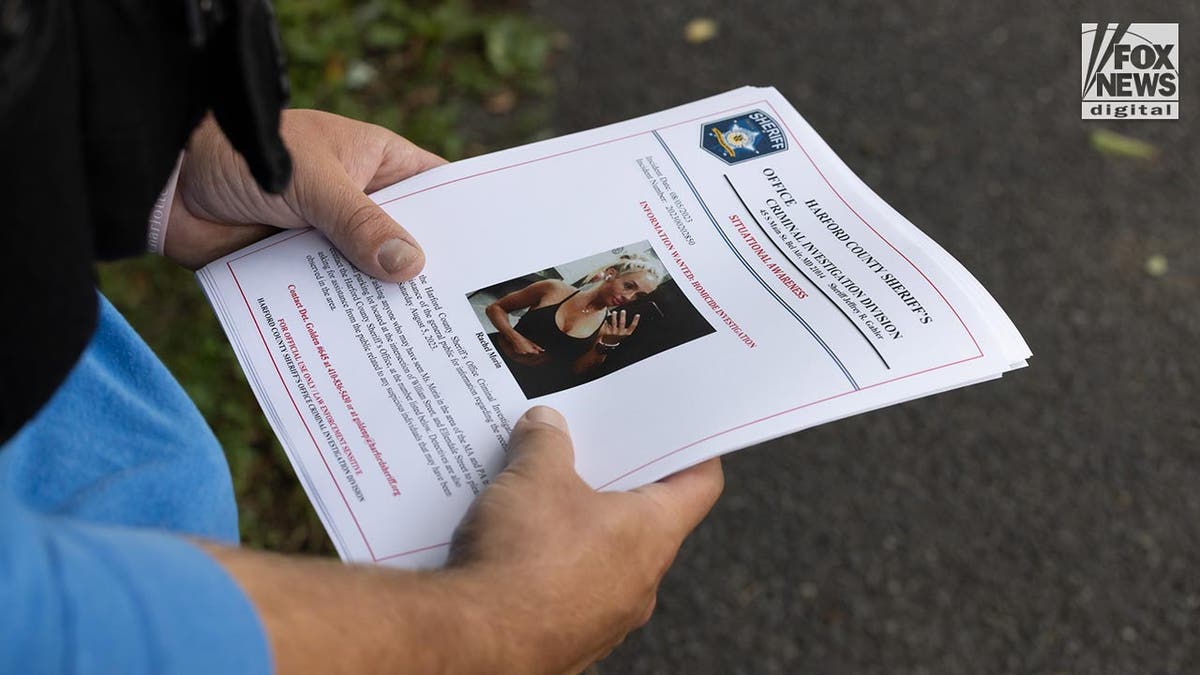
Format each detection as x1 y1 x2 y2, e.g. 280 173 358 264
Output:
279 0 554 158
98 0 554 554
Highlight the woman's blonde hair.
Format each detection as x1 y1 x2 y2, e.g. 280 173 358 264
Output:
577 252 667 288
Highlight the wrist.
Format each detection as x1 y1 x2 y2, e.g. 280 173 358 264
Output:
147 152 184 254
594 337 620 354
490 319 518 343
438 567 541 674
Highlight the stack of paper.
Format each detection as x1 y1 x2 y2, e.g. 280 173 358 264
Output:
199 87 1030 568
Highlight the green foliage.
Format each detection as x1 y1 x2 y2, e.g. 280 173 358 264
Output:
98 0 554 554
275 0 553 159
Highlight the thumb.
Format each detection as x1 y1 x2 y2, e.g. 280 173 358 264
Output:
301 171 426 282
504 406 576 477
631 458 724 541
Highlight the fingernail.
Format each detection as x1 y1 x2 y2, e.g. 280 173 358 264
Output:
521 406 568 431
378 238 418 275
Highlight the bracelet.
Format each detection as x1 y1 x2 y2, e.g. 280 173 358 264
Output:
594 339 620 354
147 152 184 255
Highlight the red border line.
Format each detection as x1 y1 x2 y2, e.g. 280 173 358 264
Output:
597 353 983 489
761 100 984 357
373 100 756 207
590 99 988 488
373 541 451 563
229 93 990 562
226 228 312 264
228 259 379 561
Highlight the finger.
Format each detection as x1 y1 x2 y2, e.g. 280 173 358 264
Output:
300 171 425 282
505 406 576 475
364 131 448 192
629 314 641 332
631 458 724 539
618 309 627 330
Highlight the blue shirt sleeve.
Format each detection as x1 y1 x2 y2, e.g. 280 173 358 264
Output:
0 492 272 674
1 293 272 674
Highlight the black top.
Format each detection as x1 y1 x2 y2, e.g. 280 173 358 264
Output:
513 291 600 363
0 0 290 441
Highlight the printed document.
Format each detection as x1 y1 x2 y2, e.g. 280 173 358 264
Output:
199 87 1030 567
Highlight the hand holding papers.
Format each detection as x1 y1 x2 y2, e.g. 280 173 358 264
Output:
199 87 1030 568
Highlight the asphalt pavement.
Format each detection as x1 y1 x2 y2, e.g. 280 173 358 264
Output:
529 2 1199 673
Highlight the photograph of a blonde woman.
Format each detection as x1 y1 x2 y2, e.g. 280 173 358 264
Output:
468 242 715 398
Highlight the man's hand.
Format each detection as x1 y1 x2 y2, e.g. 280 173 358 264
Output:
446 406 724 673
164 110 445 280
204 406 723 674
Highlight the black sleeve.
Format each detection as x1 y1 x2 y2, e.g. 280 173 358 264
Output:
0 0 98 441
0 0 202 441
0 0 291 442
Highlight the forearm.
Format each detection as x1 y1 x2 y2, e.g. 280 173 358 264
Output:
199 407 723 675
572 340 608 375
485 304 522 344
202 544 510 675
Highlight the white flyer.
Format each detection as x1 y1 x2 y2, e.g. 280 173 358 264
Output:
199 86 1030 568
